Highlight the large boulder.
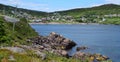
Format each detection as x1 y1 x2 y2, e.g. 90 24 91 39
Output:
34 50 46 60
73 52 86 59
53 50 69 57
76 46 88 51
94 54 109 61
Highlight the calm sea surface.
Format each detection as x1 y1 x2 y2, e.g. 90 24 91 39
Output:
31 24 120 62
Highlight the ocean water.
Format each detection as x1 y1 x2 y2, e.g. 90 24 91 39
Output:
31 24 120 62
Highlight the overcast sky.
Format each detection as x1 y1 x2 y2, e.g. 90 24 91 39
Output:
0 0 120 12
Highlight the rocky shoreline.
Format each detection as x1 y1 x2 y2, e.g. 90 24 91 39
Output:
0 32 111 62
26 32 110 61
27 32 76 57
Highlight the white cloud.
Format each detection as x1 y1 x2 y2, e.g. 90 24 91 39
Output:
0 0 50 12
8 0 20 5
0 0 20 6
91 4 103 7
105 0 120 4
19 2 49 11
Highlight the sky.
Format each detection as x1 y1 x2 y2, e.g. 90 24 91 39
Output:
0 0 120 12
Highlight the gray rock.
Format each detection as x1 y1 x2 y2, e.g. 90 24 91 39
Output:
4 16 20 23
73 52 86 60
8 55 16 61
1 47 26 54
76 46 88 51
34 50 46 60
61 50 68 56
49 32 56 36
29 32 76 50
63 39 70 43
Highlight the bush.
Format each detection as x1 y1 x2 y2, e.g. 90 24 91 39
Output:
0 16 8 43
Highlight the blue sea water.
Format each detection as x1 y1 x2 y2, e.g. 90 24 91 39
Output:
31 24 120 62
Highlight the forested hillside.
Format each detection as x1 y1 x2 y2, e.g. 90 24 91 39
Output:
54 4 120 17
0 4 48 17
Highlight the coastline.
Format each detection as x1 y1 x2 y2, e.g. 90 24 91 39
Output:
29 22 100 25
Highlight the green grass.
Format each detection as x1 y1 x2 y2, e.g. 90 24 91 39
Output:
0 49 39 62
0 49 86 62
101 17 120 25
0 49 113 62
0 15 38 46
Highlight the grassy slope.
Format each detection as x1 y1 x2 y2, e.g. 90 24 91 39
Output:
101 17 120 25
51 4 120 24
0 49 113 62
0 4 48 17
55 4 120 17
0 15 38 46
0 49 84 62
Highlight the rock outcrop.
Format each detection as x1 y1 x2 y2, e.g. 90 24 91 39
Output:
27 32 76 57
73 51 109 62
76 46 88 51
28 32 76 50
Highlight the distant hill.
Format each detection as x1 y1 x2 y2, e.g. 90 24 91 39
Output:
48 4 120 24
0 4 120 24
0 4 119 17
0 4 48 17
53 4 120 17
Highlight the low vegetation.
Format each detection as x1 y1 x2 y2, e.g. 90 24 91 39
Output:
0 49 84 62
0 15 38 46
101 17 120 25
0 48 113 62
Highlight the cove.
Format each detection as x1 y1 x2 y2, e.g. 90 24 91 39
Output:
31 24 120 62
